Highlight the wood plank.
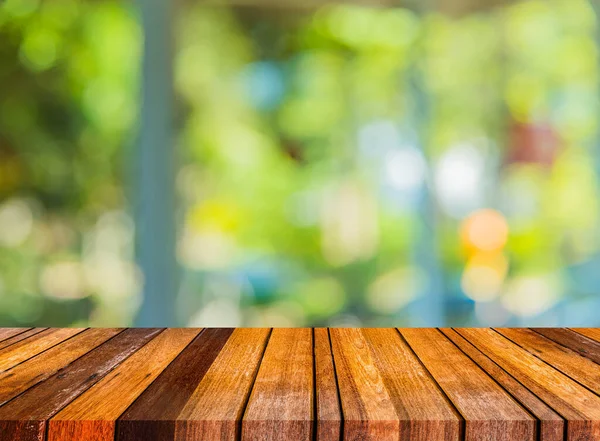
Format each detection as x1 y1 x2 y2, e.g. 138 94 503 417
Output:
400 328 535 441
534 328 600 365
174 328 271 441
242 328 313 441
330 328 399 441
0 328 122 406
496 328 600 395
0 328 46 351
0 328 85 372
0 328 161 441
571 328 600 343
0 328 31 343
47 328 200 441
440 328 564 441
457 328 600 441
117 328 234 441
363 328 461 441
314 328 341 441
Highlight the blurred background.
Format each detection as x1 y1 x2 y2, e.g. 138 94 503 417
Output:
1 0 600 327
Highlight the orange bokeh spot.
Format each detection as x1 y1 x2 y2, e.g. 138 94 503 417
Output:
460 209 509 253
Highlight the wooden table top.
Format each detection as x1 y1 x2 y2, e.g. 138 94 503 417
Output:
0 328 599 441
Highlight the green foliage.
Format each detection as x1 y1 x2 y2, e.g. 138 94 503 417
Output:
1 0 599 327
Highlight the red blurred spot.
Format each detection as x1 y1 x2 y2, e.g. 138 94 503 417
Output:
506 121 561 167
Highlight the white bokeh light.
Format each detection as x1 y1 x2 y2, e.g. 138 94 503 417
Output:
385 148 427 193
434 143 487 218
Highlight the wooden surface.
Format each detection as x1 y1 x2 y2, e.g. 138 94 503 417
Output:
0 328 599 440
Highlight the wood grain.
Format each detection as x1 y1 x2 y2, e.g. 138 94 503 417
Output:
330 328 399 441
0 328 161 441
117 328 234 441
363 328 461 441
242 328 313 441
0 328 31 343
0 327 598 441
0 328 45 351
496 328 600 394
0 328 122 406
572 328 600 343
314 328 341 441
174 328 271 441
400 328 535 441
457 328 600 441
533 328 600 365
440 328 564 441
0 327 84 372
47 328 200 441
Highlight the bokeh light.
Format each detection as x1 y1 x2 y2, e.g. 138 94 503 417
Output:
461 209 509 253
2 0 600 327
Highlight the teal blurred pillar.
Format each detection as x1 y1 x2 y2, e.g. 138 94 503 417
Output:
134 0 178 326
407 54 445 327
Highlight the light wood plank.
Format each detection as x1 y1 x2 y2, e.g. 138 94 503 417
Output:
174 328 271 441
242 328 313 441
0 328 161 441
117 328 234 441
400 328 535 441
441 328 564 441
0 328 122 407
0 328 45 351
571 328 600 344
533 328 600 365
0 328 85 372
314 328 342 441
47 328 200 441
496 328 600 395
330 328 399 441
0 328 31 343
363 328 461 441
458 328 600 441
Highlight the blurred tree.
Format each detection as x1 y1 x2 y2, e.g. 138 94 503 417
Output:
0 0 140 326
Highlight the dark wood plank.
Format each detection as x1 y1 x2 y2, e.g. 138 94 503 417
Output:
0 328 31 343
571 328 600 343
314 328 341 441
242 328 313 441
330 328 399 441
400 328 535 441
0 328 122 406
174 328 271 441
47 328 200 441
0 328 85 372
457 328 600 441
533 328 600 365
117 328 234 441
0 328 161 441
441 328 565 441
0 328 45 351
363 328 461 441
496 328 600 395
